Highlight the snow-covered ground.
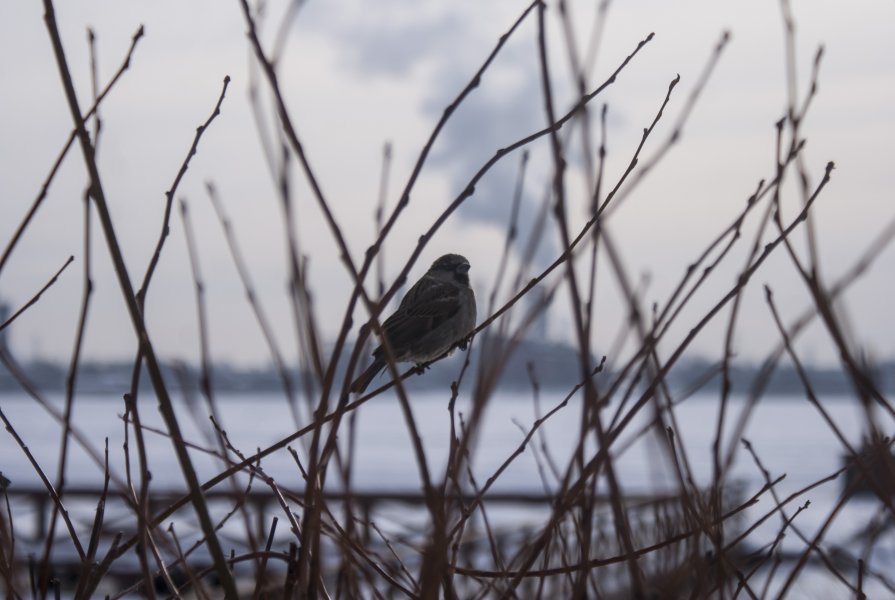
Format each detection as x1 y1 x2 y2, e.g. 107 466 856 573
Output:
2 389 892 597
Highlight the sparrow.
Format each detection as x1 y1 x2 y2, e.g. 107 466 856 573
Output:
350 253 477 393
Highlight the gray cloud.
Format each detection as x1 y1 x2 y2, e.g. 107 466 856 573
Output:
300 1 466 78
304 1 564 268
422 66 559 268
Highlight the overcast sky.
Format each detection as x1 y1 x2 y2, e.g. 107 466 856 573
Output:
2 0 894 369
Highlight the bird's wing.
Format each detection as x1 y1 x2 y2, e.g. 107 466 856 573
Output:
379 277 460 351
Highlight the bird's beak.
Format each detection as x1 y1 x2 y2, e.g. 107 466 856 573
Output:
457 263 470 274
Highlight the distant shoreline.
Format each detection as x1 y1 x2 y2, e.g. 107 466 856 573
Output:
3 341 892 398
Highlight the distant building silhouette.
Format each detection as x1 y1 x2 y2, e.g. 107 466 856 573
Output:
0 300 9 353
526 286 549 342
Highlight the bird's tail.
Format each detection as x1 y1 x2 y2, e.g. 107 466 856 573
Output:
350 358 385 394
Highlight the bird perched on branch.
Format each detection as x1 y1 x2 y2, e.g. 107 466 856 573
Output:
350 253 477 394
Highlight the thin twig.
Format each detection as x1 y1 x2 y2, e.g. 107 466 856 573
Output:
41 2 238 594
0 256 74 333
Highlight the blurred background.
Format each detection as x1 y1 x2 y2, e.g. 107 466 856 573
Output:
2 0 894 370
5 1 895 597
